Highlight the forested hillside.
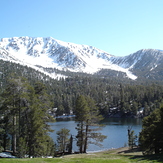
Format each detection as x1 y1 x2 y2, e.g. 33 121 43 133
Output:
1 59 163 117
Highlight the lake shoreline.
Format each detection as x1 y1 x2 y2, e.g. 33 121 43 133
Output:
83 146 143 156
50 117 142 152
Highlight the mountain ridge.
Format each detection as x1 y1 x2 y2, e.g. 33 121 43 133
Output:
0 36 163 81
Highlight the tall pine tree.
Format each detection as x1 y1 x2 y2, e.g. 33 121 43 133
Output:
75 95 106 153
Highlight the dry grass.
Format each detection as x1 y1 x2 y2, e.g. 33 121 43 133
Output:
1 147 163 163
63 147 142 159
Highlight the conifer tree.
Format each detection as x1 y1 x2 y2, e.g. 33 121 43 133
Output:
56 128 70 154
75 95 106 153
0 74 30 154
128 127 137 149
26 82 55 157
139 106 163 154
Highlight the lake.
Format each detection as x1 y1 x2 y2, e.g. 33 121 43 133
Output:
49 118 142 152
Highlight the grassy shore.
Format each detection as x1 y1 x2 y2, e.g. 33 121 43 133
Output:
0 147 163 163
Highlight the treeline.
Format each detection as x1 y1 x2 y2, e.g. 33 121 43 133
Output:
49 77 163 117
1 59 163 117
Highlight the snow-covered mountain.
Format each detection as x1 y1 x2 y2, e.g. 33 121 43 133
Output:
0 36 138 80
111 49 163 70
110 49 163 80
0 36 163 81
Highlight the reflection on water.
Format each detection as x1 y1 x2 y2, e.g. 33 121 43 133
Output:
49 118 142 152
101 117 142 125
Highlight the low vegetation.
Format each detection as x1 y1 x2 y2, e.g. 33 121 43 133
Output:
0 147 163 163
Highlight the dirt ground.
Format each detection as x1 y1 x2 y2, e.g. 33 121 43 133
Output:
110 146 143 155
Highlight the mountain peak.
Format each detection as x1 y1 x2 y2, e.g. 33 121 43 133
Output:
0 36 114 71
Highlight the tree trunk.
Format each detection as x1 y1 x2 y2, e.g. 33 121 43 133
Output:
12 115 17 155
3 133 7 151
155 147 160 154
68 135 73 153
84 124 88 153
80 123 84 153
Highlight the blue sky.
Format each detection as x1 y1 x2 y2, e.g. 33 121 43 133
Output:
0 0 163 56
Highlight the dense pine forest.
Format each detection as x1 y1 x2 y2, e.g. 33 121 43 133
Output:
1 59 163 118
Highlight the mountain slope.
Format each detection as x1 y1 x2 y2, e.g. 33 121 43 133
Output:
0 37 137 80
111 49 163 80
1 37 163 81
111 49 163 70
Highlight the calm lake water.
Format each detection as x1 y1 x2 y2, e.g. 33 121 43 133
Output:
49 118 142 152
